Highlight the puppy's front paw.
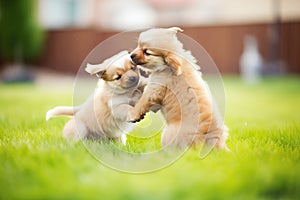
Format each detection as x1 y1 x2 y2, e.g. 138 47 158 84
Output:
130 113 146 123
127 108 145 123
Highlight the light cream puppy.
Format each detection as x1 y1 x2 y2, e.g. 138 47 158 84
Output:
129 27 229 151
46 51 144 144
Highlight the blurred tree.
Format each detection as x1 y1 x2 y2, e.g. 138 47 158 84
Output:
0 0 44 70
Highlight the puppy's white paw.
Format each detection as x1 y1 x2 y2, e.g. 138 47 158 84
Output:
121 134 127 145
127 111 145 123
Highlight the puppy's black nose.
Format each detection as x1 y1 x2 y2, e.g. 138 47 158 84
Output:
130 53 136 61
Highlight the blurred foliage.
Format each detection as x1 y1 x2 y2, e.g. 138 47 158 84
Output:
0 0 44 64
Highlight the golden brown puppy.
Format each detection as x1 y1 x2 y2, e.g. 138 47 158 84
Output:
46 51 144 144
129 27 229 151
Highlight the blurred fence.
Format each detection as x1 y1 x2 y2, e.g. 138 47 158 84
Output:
37 21 300 74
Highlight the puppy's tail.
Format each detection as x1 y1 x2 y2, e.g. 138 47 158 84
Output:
46 106 79 121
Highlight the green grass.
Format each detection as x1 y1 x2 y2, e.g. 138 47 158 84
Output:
1 76 300 199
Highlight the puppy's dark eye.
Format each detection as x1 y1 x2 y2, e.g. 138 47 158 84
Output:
143 49 151 56
114 74 122 80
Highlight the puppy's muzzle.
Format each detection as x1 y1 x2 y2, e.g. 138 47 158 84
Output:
124 75 138 88
130 53 144 65
129 76 137 83
123 68 139 89
130 53 137 61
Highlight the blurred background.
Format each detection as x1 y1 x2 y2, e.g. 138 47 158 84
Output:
0 0 300 82
1 2 300 199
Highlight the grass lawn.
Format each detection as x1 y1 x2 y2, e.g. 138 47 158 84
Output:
1 76 300 199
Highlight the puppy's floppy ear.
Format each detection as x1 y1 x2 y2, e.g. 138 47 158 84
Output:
85 63 106 78
168 27 183 33
164 53 182 76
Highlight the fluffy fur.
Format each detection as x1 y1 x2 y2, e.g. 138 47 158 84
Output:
46 51 145 144
129 27 229 150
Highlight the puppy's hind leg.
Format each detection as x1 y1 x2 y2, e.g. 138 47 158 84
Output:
199 126 230 159
62 119 76 139
63 119 89 141
215 126 230 151
73 120 89 141
161 123 192 149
